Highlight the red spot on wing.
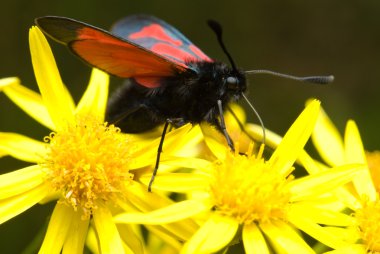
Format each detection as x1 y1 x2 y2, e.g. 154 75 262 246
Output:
152 43 198 65
189 44 213 62
129 24 182 46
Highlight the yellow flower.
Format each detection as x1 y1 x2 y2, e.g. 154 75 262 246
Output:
311 106 380 254
0 27 195 253
115 100 364 254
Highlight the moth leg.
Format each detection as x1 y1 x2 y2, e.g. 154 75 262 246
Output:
148 119 172 192
217 100 234 151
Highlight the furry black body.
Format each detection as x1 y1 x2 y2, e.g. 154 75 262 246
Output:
106 60 247 133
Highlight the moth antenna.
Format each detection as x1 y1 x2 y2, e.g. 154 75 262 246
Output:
245 70 334 84
241 93 266 145
208 20 238 71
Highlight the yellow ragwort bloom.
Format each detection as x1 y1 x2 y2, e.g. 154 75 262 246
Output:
115 100 364 254
0 27 196 254
311 106 380 254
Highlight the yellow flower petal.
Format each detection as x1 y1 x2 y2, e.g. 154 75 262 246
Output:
324 244 365 254
298 150 326 174
288 212 348 250
243 223 270 254
200 122 227 160
0 132 46 163
181 213 238 254
128 124 193 169
161 157 212 171
269 100 320 176
225 103 247 131
345 120 377 201
0 182 49 224
345 120 366 164
139 173 209 193
39 191 60 205
0 165 45 199
85 227 100 254
323 226 360 244
29 26 75 129
115 199 210 224
117 224 145 254
246 123 282 149
0 77 19 89
173 125 203 157
260 220 314 254
145 233 180 254
289 164 365 202
334 187 362 210
39 202 76 253
289 203 354 226
144 224 183 251
92 203 125 254
122 183 172 212
76 68 109 120
123 244 138 254
2 81 55 130
123 184 198 241
162 124 201 158
312 106 345 166
62 210 89 254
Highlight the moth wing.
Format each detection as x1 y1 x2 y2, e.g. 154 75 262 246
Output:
36 16 190 88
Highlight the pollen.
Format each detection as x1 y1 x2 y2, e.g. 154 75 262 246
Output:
366 151 380 193
42 116 133 218
355 197 380 252
210 144 292 224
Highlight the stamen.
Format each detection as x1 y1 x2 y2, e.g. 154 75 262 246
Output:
41 116 133 218
210 146 291 224
355 198 380 252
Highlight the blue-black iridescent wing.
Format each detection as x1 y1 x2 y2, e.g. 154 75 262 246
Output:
111 15 213 68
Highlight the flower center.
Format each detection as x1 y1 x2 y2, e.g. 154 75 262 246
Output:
42 116 133 218
355 197 380 252
366 151 380 193
210 144 291 224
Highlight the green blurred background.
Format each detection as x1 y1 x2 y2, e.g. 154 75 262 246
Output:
1 0 379 253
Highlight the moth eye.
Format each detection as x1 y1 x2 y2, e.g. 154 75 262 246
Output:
226 76 239 90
